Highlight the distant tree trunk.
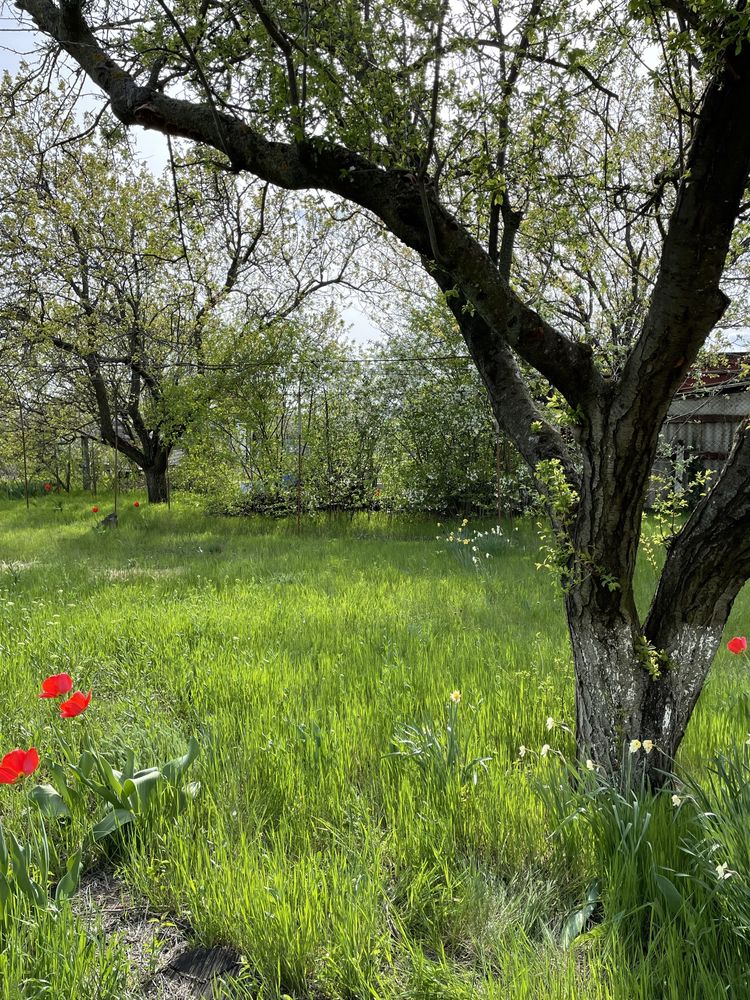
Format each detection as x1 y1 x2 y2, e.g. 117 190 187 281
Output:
144 448 170 503
81 436 92 491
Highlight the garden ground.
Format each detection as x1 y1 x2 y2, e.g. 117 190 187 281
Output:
1 498 750 999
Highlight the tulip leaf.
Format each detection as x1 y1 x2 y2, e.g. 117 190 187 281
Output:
122 769 161 812
0 825 7 874
162 737 199 782
94 754 124 799
8 832 44 907
92 808 135 841
54 850 82 902
75 751 95 780
30 784 72 819
0 873 10 919
561 881 599 949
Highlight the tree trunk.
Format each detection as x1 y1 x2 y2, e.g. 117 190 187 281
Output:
566 593 722 784
144 463 169 503
81 436 92 491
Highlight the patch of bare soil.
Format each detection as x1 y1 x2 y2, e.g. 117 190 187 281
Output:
74 871 242 999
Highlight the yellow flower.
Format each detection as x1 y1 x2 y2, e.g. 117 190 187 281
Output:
642 739 655 754
671 794 682 807
586 759 596 771
629 739 641 754
449 690 461 704
461 518 468 526
541 743 550 757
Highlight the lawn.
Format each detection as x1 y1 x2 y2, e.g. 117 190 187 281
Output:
1 499 750 999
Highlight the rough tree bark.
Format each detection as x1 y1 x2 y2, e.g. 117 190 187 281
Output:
15 0 750 780
144 449 169 504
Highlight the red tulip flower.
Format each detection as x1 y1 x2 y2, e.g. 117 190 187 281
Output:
728 636 748 655
43 482 52 492
59 690 92 719
133 501 140 508
0 747 39 784
39 672 73 699
91 506 99 514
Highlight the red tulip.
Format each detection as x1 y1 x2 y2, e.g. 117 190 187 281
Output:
728 636 748 655
0 747 39 784
39 672 73 699
43 482 52 492
59 690 92 719
133 501 140 508
91 506 99 514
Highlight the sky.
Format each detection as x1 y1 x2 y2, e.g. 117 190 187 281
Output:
0 10 383 346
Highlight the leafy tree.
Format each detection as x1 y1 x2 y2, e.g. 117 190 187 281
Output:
371 301 502 513
0 87 365 502
14 0 750 777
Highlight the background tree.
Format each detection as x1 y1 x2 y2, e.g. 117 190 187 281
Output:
0 87 369 502
13 0 750 777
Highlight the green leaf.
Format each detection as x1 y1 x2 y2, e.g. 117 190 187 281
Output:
0 872 11 920
162 737 200 783
122 768 162 813
92 808 135 842
654 872 682 915
30 783 72 819
7 832 45 907
561 881 599 948
94 754 125 800
54 850 82 902
49 762 80 812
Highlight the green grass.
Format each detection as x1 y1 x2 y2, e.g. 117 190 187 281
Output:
1 497 750 998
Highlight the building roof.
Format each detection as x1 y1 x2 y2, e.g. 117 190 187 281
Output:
677 352 750 396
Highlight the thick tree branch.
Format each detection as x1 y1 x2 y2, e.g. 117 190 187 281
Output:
619 43 750 430
432 267 577 483
646 419 750 641
13 0 602 410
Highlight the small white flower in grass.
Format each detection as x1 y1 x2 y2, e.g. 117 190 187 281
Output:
586 759 596 771
546 717 555 731
672 794 682 807
541 744 551 757
519 745 527 759
629 739 642 754
449 690 461 704
716 862 736 880
642 739 655 754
